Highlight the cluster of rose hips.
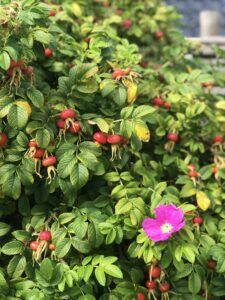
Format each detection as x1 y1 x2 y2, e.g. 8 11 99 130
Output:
93 132 127 145
152 97 171 109
27 140 57 181
7 59 33 77
30 230 55 252
57 109 80 137
29 230 55 261
138 266 171 300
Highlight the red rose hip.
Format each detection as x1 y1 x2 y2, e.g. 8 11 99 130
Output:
57 119 65 129
34 148 45 159
188 170 198 178
167 133 179 142
137 293 145 300
193 216 203 225
107 134 121 144
39 230 52 241
42 156 57 167
155 31 164 39
164 102 171 109
30 241 39 250
112 70 125 79
60 109 75 120
207 259 217 269
44 48 53 58
152 97 164 107
49 243 56 251
146 281 156 289
0 132 7 147
159 282 171 293
93 132 107 144
49 10 56 17
69 121 80 133
151 266 161 278
123 19 132 29
214 135 223 143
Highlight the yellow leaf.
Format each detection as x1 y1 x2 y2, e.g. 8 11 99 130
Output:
134 123 150 142
122 79 138 104
107 60 121 70
196 191 210 211
15 100 32 116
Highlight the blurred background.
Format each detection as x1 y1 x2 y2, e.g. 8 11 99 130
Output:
167 0 225 37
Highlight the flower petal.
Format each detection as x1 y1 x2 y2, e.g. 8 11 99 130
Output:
172 221 186 233
142 218 160 237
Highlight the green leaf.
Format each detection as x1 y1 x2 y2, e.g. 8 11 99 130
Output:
0 51 10 70
7 255 26 278
0 96 13 118
40 258 53 280
0 222 10 237
71 237 91 254
2 241 24 255
188 272 201 294
95 266 106 286
2 173 21 200
33 30 50 44
132 105 155 118
27 87 44 108
104 264 123 279
36 129 51 148
55 238 71 258
57 154 77 178
12 230 30 241
92 118 109 133
70 163 89 189
7 104 28 129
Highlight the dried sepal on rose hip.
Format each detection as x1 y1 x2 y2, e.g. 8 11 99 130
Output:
60 109 76 129
107 134 122 161
42 156 57 183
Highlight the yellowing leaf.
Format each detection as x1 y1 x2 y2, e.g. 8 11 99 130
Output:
15 101 32 116
186 65 193 73
107 61 121 70
134 123 150 142
196 191 210 211
122 79 138 104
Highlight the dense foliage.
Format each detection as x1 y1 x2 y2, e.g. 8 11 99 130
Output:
0 0 224 299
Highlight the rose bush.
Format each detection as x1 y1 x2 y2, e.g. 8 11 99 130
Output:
0 0 224 299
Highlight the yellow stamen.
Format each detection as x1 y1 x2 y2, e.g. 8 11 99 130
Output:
161 222 173 234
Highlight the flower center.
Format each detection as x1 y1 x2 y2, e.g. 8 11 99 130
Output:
161 222 173 234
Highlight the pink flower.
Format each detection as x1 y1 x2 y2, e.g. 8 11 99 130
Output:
142 204 185 242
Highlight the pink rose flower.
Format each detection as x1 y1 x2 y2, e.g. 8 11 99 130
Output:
142 204 185 242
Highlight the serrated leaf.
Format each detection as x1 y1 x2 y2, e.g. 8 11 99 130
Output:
55 238 71 258
2 241 24 255
27 87 44 108
70 163 89 189
57 154 77 178
40 258 53 280
104 264 123 279
7 255 26 278
36 129 51 148
7 104 28 129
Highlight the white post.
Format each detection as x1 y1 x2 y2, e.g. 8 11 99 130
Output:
200 10 221 37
